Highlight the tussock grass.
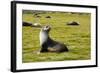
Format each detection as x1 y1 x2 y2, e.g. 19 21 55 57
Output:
22 11 91 63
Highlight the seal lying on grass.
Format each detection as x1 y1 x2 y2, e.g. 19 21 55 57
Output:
39 25 69 53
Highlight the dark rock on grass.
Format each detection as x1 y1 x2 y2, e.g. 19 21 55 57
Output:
32 23 42 28
46 16 51 18
36 15 41 18
67 21 80 26
23 22 32 26
23 22 42 28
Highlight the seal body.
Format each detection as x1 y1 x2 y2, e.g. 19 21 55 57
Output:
39 25 69 52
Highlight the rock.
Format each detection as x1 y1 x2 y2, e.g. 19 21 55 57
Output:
67 21 80 25
45 16 51 18
23 22 32 26
32 23 42 28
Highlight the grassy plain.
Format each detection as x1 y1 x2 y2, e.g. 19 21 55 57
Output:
22 11 91 63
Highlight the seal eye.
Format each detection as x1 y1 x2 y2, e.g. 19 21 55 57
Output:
44 26 49 30
45 26 49 28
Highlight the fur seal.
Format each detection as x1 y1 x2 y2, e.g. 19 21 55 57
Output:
39 25 69 53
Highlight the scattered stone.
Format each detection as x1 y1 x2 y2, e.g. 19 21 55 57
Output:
67 21 80 25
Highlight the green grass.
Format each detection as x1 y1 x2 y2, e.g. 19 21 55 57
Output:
22 11 91 63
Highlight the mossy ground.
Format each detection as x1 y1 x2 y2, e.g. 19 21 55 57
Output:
22 11 91 63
